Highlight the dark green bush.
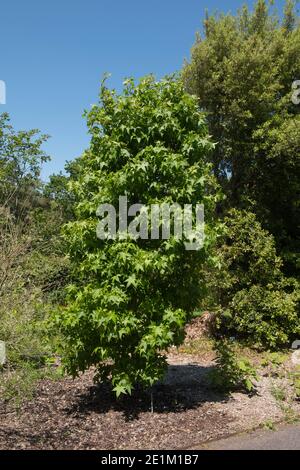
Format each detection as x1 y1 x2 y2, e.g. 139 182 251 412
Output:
219 209 283 296
215 209 300 348
223 285 300 348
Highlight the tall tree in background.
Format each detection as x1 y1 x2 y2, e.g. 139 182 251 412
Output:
0 112 49 221
183 0 300 275
0 113 69 303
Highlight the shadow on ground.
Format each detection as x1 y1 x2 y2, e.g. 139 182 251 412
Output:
67 364 230 421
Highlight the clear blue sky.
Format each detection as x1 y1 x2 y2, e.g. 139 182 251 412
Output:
0 0 287 180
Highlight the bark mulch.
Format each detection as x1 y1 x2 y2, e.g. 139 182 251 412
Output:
0 364 233 450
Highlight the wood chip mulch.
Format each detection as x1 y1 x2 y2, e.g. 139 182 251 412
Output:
0 365 234 450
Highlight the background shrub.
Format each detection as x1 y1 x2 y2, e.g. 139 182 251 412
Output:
215 210 300 348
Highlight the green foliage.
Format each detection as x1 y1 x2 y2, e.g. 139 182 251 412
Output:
183 0 300 276
43 158 80 221
209 338 258 392
223 285 300 348
271 384 287 402
0 362 61 407
54 76 221 396
261 351 289 368
0 291 49 365
0 114 69 404
0 112 69 302
2 1 299 405
215 210 300 348
291 367 300 399
0 284 62 406
263 420 276 430
283 0 297 32
218 209 283 296
0 112 49 220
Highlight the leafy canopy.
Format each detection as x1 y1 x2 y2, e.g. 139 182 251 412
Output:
54 76 221 396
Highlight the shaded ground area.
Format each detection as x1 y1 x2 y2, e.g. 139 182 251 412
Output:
0 365 232 450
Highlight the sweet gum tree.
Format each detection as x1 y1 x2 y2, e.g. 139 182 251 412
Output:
183 0 300 276
55 76 220 396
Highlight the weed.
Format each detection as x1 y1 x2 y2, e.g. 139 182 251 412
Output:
271 384 287 402
209 339 258 393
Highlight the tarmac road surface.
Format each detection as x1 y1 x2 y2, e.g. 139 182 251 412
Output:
194 424 300 450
